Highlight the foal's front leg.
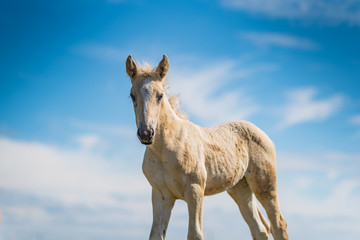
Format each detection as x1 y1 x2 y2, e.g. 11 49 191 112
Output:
185 183 205 240
149 189 175 240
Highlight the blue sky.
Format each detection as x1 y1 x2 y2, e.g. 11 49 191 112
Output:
1 0 360 239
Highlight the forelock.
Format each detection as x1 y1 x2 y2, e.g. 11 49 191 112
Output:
138 62 155 75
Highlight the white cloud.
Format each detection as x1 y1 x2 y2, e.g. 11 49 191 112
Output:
280 178 360 219
278 87 343 128
277 151 360 181
0 136 155 239
4 206 52 224
75 134 101 150
1 137 360 239
222 0 360 26
277 151 360 218
168 60 276 126
0 137 148 207
271 151 360 239
240 31 320 50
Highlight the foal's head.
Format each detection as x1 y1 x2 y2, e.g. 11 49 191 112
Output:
126 55 169 145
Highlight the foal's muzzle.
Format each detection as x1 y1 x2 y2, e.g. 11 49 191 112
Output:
137 126 155 145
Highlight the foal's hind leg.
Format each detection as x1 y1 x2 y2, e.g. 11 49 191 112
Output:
246 155 289 240
227 178 270 240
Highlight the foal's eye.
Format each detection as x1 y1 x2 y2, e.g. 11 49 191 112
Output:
130 93 136 102
157 93 164 103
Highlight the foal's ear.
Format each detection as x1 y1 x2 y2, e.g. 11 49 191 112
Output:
126 55 138 80
155 54 169 79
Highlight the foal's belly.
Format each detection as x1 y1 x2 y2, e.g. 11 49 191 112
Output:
203 142 249 195
204 161 247 195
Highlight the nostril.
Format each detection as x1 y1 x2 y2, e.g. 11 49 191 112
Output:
137 128 141 138
149 128 154 138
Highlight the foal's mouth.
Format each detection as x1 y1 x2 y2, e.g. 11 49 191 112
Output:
137 133 154 145
140 140 153 145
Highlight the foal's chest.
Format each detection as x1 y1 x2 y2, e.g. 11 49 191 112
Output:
142 152 189 200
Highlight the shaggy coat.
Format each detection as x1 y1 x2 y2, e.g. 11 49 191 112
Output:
126 55 289 240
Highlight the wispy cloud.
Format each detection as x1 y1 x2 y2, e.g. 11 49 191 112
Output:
0 135 155 239
278 151 360 180
278 87 344 128
0 137 148 207
277 151 360 217
274 151 360 238
168 59 276 126
75 134 102 150
222 0 360 26
240 31 320 50
1 137 360 239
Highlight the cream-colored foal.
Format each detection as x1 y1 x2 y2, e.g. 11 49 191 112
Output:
126 55 289 240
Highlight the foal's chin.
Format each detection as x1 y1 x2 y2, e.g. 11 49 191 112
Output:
140 140 153 145
138 137 154 145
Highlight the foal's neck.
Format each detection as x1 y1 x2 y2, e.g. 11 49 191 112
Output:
150 97 185 153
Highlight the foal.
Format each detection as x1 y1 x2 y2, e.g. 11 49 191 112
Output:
126 55 289 240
